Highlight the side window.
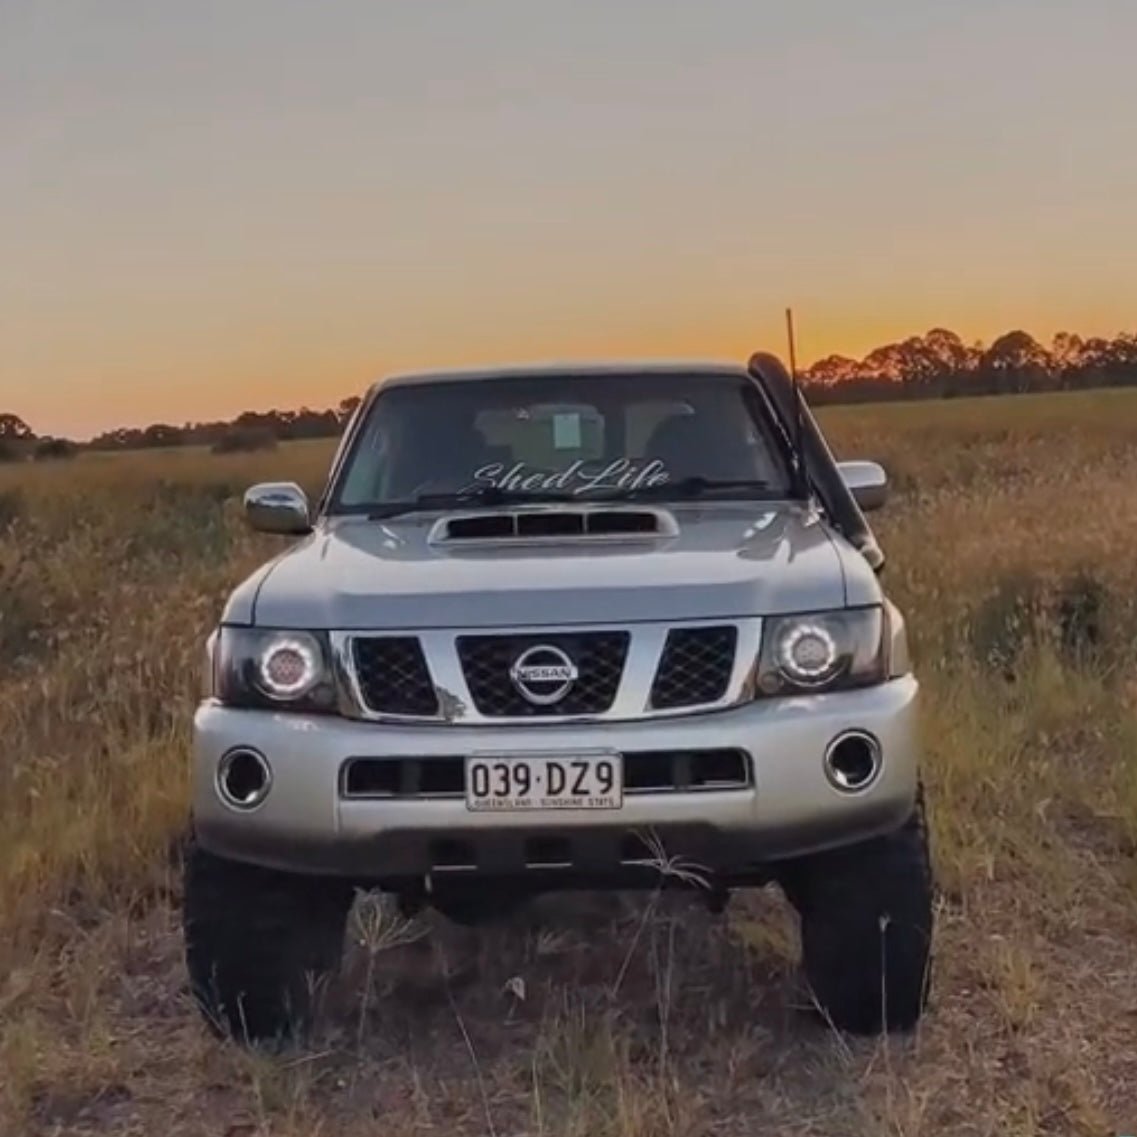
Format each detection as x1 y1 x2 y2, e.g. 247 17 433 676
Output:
338 413 389 505
318 397 367 510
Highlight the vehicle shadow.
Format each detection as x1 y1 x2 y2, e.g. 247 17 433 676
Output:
313 883 874 1131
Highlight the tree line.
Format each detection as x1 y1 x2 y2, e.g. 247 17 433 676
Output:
800 326 1137 404
3 326 1137 456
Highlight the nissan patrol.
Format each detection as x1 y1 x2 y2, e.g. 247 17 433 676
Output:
183 354 934 1043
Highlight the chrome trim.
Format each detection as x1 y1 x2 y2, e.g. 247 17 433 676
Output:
215 747 273 811
509 644 579 705
822 729 883 793
244 482 312 535
836 460 889 513
329 617 763 726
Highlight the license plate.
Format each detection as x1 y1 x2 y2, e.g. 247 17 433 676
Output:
464 752 623 812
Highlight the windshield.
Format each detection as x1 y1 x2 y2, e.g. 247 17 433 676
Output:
330 370 795 513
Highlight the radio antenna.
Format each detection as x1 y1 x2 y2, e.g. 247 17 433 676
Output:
785 307 809 497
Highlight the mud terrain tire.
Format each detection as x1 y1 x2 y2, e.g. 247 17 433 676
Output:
780 789 934 1034
182 838 356 1044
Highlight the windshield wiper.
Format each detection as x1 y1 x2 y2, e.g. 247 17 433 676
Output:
592 477 775 504
367 486 577 520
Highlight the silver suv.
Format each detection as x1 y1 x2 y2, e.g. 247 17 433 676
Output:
183 356 934 1043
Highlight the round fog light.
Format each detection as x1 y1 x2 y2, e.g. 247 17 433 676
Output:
823 731 881 792
217 747 272 809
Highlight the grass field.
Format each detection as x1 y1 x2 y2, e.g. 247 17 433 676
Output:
2 388 1137 1136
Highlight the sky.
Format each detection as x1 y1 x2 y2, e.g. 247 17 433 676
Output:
3 1 1136 440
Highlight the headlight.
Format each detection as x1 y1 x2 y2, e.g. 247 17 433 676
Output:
755 607 887 696
202 629 219 699
211 626 338 712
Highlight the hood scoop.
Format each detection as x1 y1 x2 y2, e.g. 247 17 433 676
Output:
430 506 678 544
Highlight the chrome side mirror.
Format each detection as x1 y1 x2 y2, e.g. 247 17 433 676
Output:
837 460 889 512
244 482 312 535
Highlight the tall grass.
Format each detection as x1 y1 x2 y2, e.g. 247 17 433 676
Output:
2 394 1136 1136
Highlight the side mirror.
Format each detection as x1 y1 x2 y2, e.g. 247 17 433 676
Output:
837 460 889 512
244 482 312 535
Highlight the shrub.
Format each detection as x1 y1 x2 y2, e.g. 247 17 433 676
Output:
0 490 23 534
33 438 78 461
969 568 1122 677
0 439 22 464
211 426 278 454
968 573 1046 677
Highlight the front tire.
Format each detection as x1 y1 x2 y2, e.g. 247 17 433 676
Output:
780 789 934 1034
181 839 356 1044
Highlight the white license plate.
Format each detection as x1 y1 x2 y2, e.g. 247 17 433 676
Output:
464 752 623 812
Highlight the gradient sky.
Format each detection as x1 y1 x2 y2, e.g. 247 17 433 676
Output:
4 0 1136 439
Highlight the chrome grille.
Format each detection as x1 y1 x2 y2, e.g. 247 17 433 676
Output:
334 618 760 723
649 626 739 709
351 636 438 716
456 631 629 717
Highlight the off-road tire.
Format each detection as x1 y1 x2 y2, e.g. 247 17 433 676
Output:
181 838 356 1044
779 788 934 1034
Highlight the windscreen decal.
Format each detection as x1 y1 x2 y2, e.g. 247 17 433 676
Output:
464 459 670 496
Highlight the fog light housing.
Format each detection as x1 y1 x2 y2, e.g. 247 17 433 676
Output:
823 731 882 792
216 747 272 809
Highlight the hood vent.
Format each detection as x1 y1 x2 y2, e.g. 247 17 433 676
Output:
431 507 677 544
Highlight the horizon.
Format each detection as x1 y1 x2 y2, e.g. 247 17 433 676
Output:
9 317 1136 443
5 1 1137 439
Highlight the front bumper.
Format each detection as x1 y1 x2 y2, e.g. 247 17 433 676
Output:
191 676 920 884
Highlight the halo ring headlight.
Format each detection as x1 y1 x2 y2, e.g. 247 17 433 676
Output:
755 607 887 698
775 620 841 686
256 634 322 699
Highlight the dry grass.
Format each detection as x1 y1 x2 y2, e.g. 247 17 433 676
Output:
3 389 1137 1135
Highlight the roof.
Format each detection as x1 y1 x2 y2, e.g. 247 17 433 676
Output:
367 358 761 395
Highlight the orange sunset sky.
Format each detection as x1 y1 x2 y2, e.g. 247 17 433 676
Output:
4 1 1136 440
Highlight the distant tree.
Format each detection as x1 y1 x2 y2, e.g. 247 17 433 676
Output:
979 331 1053 394
799 324 1137 402
1050 331 1085 385
1096 332 1137 385
805 354 861 387
141 423 185 448
889 336 940 392
859 341 908 384
33 437 78 461
0 413 34 442
919 328 979 394
56 323 1137 445
211 425 278 454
